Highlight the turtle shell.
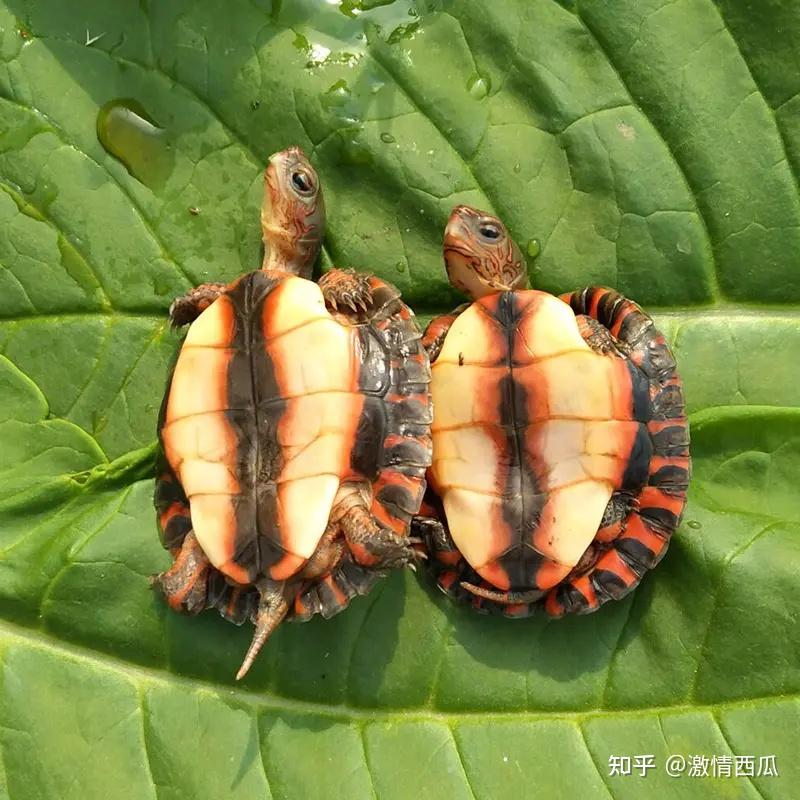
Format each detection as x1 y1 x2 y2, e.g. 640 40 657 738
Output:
427 287 689 608
157 270 431 591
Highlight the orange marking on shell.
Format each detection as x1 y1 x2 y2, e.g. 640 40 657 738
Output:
596 519 624 543
544 592 565 617
534 557 572 590
570 575 599 610
268 552 306 582
438 571 459 591
372 502 406 535
478 561 513 591
225 588 243 619
647 417 689 434
435 550 462 567
294 595 311 616
159 501 188 531
609 301 639 338
594 548 638 586
649 455 691 474
622 515 669 557
322 574 349 606
638 486 686 516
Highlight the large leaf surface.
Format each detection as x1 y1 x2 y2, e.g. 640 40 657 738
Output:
1 0 798 797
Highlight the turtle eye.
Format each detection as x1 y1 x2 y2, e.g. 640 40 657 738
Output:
291 169 315 196
478 221 503 242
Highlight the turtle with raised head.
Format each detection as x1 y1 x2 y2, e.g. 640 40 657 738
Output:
153 147 432 678
414 205 690 617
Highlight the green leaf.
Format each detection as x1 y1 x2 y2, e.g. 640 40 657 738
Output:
0 0 798 797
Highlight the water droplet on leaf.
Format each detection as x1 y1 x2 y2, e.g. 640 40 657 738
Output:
96 99 174 189
395 260 406 272
322 79 352 109
380 132 396 143
687 520 702 529
467 72 490 100
526 238 541 259
513 163 521 174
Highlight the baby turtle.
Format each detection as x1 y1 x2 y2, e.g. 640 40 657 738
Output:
153 147 432 678
414 205 690 617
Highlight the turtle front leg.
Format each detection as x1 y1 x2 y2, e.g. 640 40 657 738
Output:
169 283 227 327
319 269 405 322
151 531 210 614
338 504 420 570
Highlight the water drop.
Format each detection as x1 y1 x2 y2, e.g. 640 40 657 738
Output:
513 162 521 174
189 206 200 216
467 72 490 100
380 132 396 143
395 260 406 272
96 99 174 189
322 79 351 109
526 238 541 259
687 520 702 530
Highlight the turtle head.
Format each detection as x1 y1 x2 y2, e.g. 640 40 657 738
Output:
261 146 326 278
443 205 528 299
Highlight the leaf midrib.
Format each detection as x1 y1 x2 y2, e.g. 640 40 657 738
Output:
2 619 794 723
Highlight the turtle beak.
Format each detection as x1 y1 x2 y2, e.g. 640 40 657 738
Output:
443 205 479 250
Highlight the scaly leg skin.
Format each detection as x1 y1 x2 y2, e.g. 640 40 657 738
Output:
298 522 346 581
169 282 227 327
576 314 631 358
340 504 420 570
151 531 210 614
236 578 295 680
318 268 374 315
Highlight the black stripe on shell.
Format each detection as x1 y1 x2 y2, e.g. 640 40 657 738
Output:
591 569 633 601
350 397 387 479
620 423 653 491
639 503 681 533
649 465 691 490
376 482 422 518
615 534 661 573
626 360 652 423
356 326 390 395
651 424 690 456
650 384 686 419
494 293 549 589
226 271 286 578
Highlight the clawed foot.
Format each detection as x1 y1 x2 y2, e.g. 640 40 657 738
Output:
318 269 374 315
169 283 227 327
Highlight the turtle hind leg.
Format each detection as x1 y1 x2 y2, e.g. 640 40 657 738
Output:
339 504 421 570
169 282 227 327
152 531 210 614
575 315 630 358
236 579 293 680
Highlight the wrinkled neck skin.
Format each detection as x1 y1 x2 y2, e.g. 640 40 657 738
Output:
260 226 317 279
